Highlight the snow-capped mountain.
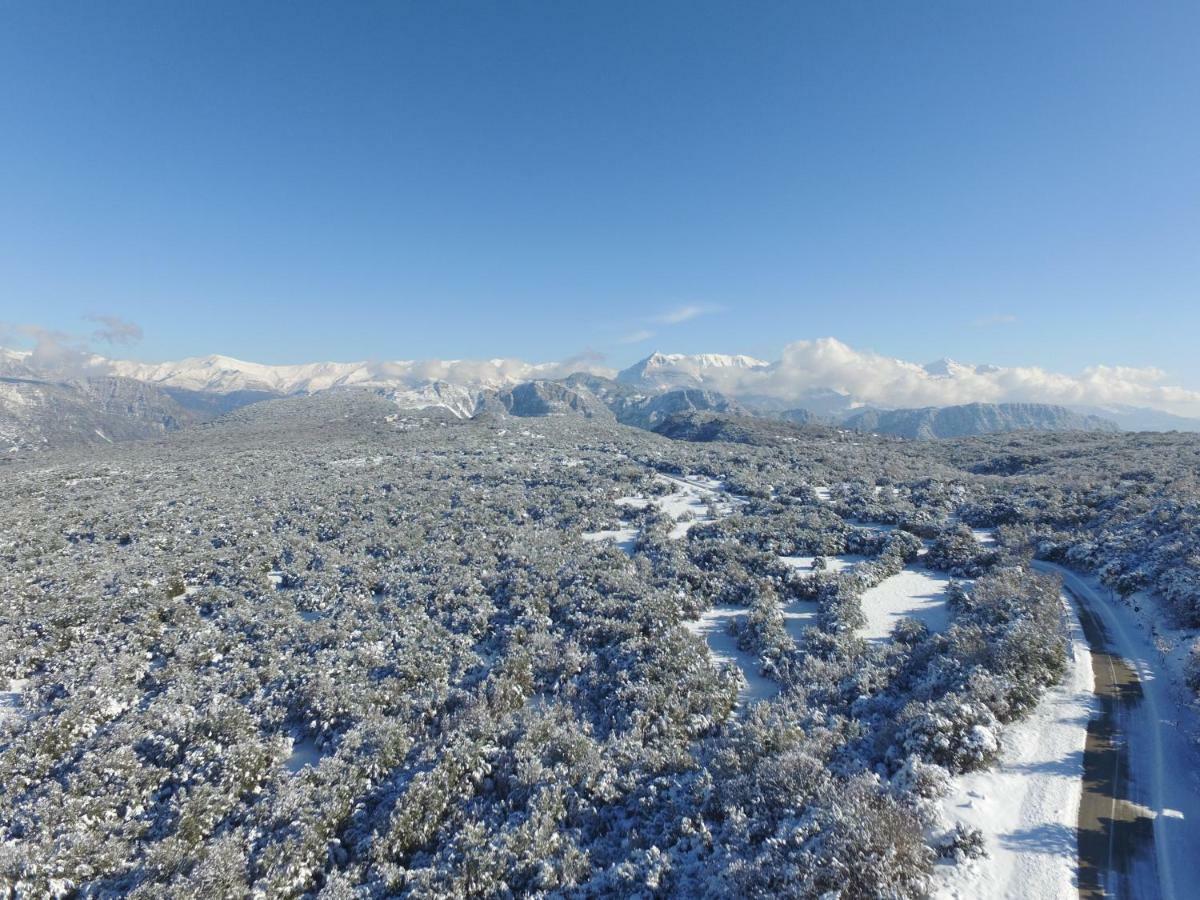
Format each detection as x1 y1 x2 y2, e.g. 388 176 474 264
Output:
922 358 1002 379
616 352 770 389
107 355 378 394
105 354 572 395
5 337 1200 444
0 348 35 379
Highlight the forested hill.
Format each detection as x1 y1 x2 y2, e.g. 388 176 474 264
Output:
842 402 1119 440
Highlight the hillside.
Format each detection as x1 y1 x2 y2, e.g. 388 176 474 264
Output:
843 402 1119 440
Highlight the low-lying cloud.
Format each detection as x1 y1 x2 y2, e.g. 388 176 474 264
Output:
693 337 1200 417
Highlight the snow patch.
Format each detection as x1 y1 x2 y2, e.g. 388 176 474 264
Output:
655 473 744 539
859 567 953 642
780 554 866 574
581 527 638 556
780 599 819 641
286 736 326 774
685 606 777 703
972 528 998 546
0 678 28 726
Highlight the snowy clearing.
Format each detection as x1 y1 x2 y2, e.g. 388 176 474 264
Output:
685 606 777 703
580 526 638 556
286 736 325 774
780 598 820 641
934 590 1092 899
585 473 739 551
655 473 744 539
780 553 866 574
972 528 998 546
859 567 953 642
1 678 28 727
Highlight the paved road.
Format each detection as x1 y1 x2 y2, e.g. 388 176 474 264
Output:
1067 583 1159 898
1033 561 1200 900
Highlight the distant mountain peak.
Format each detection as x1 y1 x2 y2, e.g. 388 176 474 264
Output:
617 351 770 388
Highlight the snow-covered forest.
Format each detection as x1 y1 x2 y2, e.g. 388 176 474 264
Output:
1 393 1197 897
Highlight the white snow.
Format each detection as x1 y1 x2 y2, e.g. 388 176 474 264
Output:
972 528 998 546
685 606 778 703
286 736 325 774
614 495 650 510
0 678 28 727
584 474 742 552
581 527 639 556
859 567 953 642
933 590 1092 899
780 599 820 641
780 553 866 574
655 473 744 539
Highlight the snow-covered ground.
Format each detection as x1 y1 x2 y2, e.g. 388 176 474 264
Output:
603 473 773 702
585 472 740 551
780 598 819 641
859 567 953 642
972 528 998 546
934 590 1092 899
851 520 898 535
684 606 778 703
780 553 866 574
1 678 28 727
581 526 639 555
655 473 743 539
286 736 325 774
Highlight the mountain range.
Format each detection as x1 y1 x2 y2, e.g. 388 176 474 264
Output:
3 347 1199 453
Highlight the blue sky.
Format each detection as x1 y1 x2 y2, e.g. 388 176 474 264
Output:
1 1 1197 385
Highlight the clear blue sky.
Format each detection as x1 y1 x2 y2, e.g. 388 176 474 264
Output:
1 1 1197 382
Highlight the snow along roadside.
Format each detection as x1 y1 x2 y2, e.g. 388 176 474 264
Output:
933 585 1093 899
1032 560 1200 900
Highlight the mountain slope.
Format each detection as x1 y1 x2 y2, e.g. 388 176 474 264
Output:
0 376 194 452
1069 404 1200 433
843 402 1119 440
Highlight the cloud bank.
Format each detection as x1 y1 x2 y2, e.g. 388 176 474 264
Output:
691 338 1200 417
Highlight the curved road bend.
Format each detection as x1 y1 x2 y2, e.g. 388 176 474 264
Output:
1032 561 1200 900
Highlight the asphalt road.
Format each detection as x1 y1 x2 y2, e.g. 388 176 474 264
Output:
1067 584 1160 898
1028 558 1200 900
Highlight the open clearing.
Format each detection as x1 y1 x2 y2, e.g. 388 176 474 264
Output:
685 606 778 703
859 566 953 642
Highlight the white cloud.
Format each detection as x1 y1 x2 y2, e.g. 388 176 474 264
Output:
620 329 656 344
86 314 143 345
651 304 721 325
686 337 1200 417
